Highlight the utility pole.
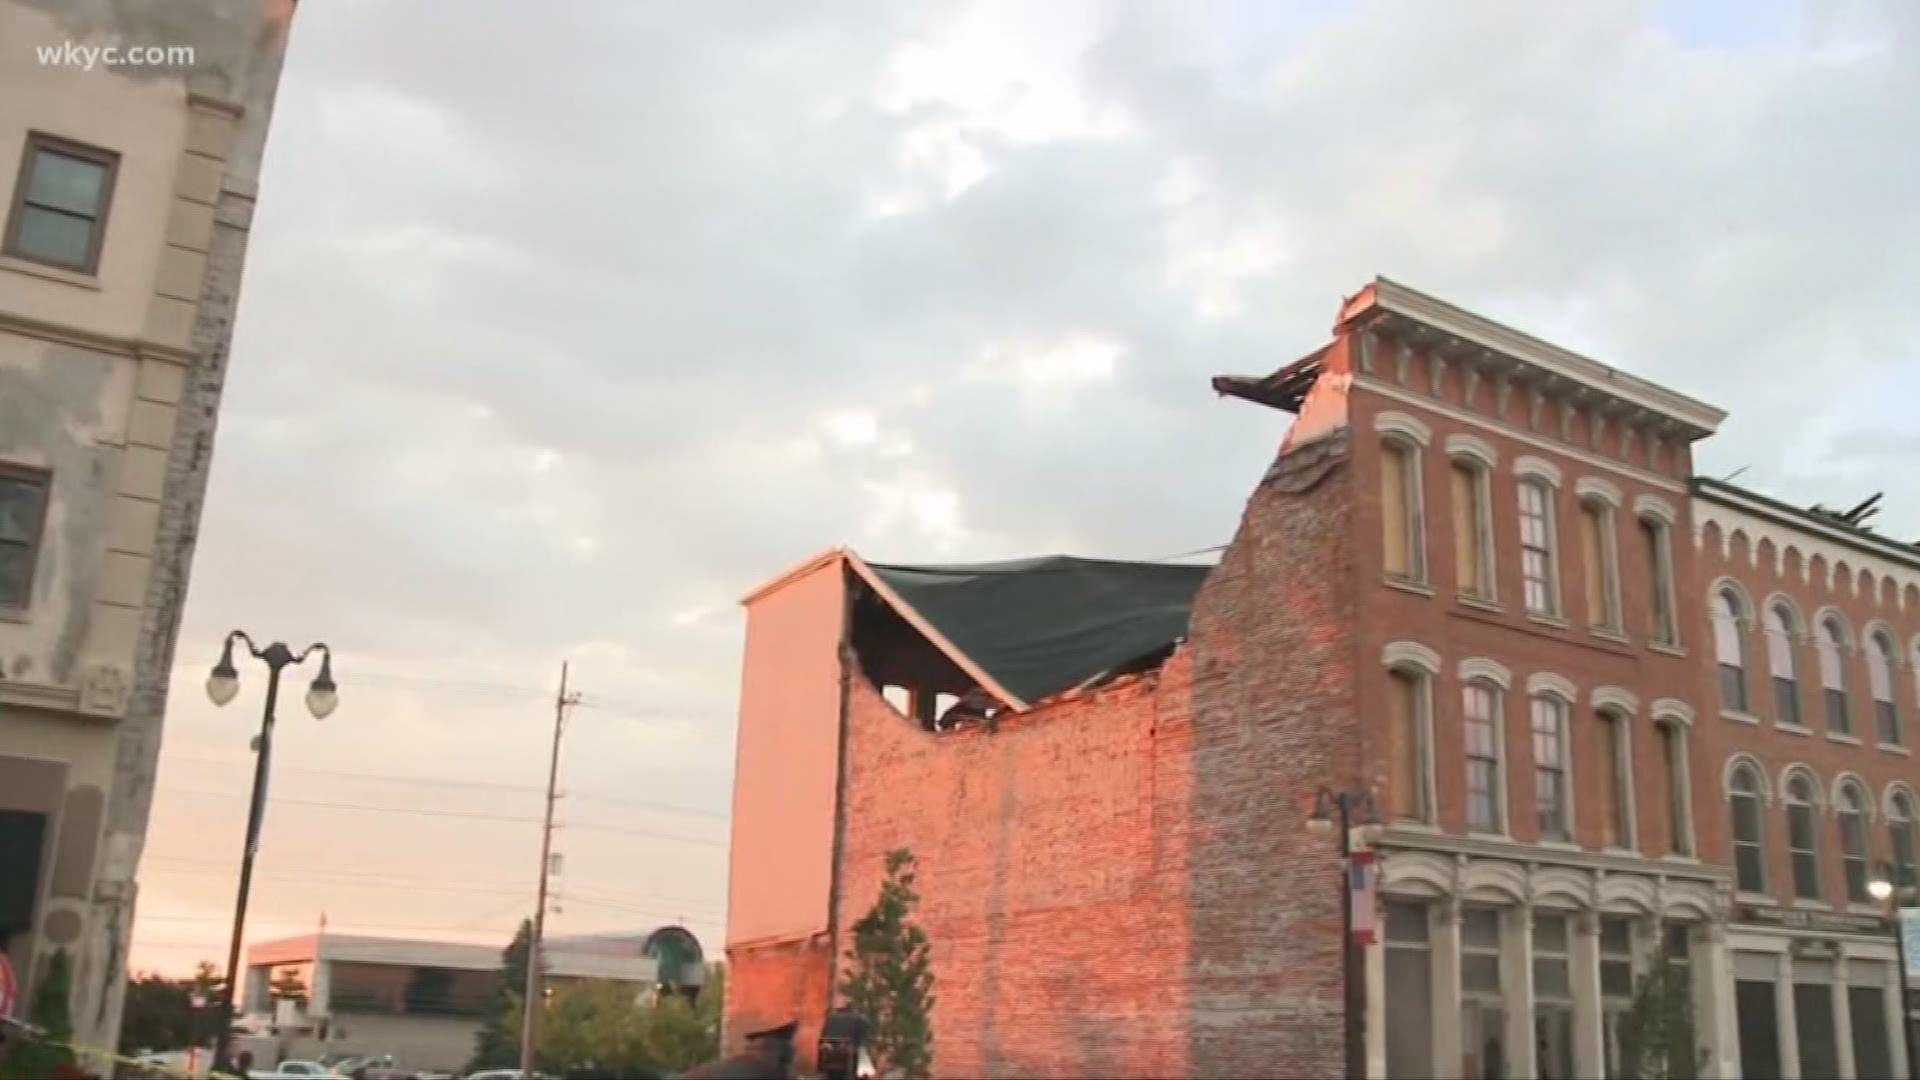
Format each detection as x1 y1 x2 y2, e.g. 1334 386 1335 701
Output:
520 661 576 1077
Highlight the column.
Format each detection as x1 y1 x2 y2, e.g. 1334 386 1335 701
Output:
1572 912 1606 1080
1835 956 1857 1079
1506 903 1537 1080
1778 952 1802 1080
1434 902 1464 1079
1697 921 1741 1079
1367 927 1388 1079
1884 956 1910 1080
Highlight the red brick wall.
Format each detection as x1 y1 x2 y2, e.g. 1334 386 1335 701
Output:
723 934 832 1066
1693 514 1920 906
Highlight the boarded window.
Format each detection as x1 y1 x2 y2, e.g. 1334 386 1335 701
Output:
1580 501 1618 629
1388 669 1428 821
1643 518 1677 645
1451 462 1491 598
1382 442 1420 579
1599 712 1630 849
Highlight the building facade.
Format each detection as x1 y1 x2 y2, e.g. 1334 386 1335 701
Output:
723 278 1916 1079
242 931 665 1073
0 0 296 1056
1693 480 1920 1079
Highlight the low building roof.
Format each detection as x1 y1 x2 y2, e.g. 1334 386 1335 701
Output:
246 932 656 982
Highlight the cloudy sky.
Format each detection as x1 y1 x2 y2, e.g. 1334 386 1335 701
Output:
131 0 1919 973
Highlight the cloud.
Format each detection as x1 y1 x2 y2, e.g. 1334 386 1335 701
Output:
137 0 1920 970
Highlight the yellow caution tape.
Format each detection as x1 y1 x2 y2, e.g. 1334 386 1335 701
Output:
1 1014 238 1078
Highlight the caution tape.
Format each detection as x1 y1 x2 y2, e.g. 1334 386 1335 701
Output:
0 1013 240 1078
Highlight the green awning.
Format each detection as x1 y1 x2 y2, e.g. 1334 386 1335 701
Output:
866 556 1211 705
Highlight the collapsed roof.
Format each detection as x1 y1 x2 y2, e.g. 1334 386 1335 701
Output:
863 555 1212 707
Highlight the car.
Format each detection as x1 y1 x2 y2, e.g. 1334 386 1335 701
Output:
248 1061 332 1080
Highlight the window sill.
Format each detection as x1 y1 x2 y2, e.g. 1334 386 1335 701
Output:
1648 641 1687 658
1825 732 1863 746
1525 611 1571 630
0 605 27 624
1537 839 1582 852
1878 743 1912 756
0 253 102 290
1391 820 1441 834
1792 899 1833 911
1383 576 1436 598
1721 709 1761 726
1588 625 1630 644
1661 853 1701 866
1457 594 1503 613
1468 829 1513 843
1602 845 1641 858
1737 892 1778 907
1777 722 1815 738
1849 903 1882 917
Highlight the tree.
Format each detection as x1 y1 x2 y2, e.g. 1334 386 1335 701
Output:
118 972 198 1054
1618 947 1707 1079
695 962 724 1048
2 948 77 1079
840 848 936 1079
469 918 536 1071
270 968 309 1006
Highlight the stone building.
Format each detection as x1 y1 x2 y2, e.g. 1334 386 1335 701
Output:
722 278 1917 1078
0 0 297 1056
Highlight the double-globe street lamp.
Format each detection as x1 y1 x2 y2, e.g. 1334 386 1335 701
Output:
1309 786 1381 1080
1869 868 1917 1077
204 631 336 1071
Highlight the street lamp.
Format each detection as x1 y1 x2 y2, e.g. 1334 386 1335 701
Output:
1871 866 1916 1079
206 631 335 1072
1310 786 1380 1080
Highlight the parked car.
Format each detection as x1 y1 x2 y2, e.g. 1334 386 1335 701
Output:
248 1061 332 1080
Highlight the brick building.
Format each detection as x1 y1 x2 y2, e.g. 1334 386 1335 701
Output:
1693 479 1920 1079
723 278 1917 1078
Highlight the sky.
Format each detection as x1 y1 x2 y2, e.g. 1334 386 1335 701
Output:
130 0 1920 974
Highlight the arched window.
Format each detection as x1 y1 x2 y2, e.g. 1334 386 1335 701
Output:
1386 666 1435 824
1767 602 1801 727
1532 694 1572 840
1447 439 1497 602
1729 763 1767 893
1640 514 1679 646
1891 790 1918 890
1786 771 1822 901
1819 616 1852 736
1837 781 1872 904
1713 588 1748 713
1518 479 1559 616
1869 630 1901 746
1463 680 1505 833
1380 433 1427 584
1578 496 1622 631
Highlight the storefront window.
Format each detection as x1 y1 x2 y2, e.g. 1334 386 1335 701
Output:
1385 901 1434 1079
1600 917 1635 1080
1534 914 1575 1080
1735 965 1782 1080
1462 908 1506 1080
1850 978 1894 1080
1794 961 1840 1080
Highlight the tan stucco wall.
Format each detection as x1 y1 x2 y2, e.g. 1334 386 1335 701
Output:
727 557 848 947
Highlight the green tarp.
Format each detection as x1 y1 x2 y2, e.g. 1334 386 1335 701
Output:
866 556 1212 705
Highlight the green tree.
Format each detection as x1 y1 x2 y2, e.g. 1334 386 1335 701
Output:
118 972 198 1054
840 849 936 1079
469 918 536 1071
695 962 725 1048
1618 947 1706 1079
1 948 78 1078
270 968 309 1006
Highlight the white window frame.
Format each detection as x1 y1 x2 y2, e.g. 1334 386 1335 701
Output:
1653 699 1696 858
1888 785 1920 891
1636 497 1681 648
1711 583 1751 716
1866 626 1901 747
1446 436 1499 604
1834 778 1873 906
1728 759 1770 896
1575 486 1624 634
1530 673 1578 842
1376 412 1432 586
1383 641 1442 826
1515 464 1562 618
1461 670 1509 835
1817 611 1853 737
1783 767 1824 902
1766 597 1804 729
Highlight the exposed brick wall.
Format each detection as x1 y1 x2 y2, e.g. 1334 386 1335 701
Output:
724 934 833 1069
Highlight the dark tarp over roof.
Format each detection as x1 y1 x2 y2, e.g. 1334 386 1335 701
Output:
865 556 1212 705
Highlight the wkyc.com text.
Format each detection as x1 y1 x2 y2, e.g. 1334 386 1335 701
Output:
36 41 195 70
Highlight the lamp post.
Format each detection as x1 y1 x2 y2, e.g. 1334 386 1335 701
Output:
1871 868 1918 1079
1310 786 1380 1080
205 631 336 1072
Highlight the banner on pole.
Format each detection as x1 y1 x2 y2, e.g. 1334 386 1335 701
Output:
1350 848 1379 946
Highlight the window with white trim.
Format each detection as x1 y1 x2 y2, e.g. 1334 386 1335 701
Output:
1729 763 1767 893
1837 781 1871 904
1713 588 1749 713
1461 908 1506 1080
1891 791 1918 891
1518 479 1559 616
1533 695 1572 840
1381 439 1425 582
1869 630 1900 746
1384 901 1434 1078
1387 667 1434 823
1641 516 1678 646
1533 913 1576 1080
1600 916 1636 1080
1786 772 1821 901
1767 603 1801 727
1579 498 1621 631
1464 682 1504 833
1659 719 1694 857
1450 458 1495 600
1819 616 1852 736
1598 709 1634 850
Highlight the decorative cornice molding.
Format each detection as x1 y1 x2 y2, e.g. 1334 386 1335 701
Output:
1591 685 1640 716
1459 657 1513 690
1514 454 1564 487
1374 409 1432 448
0 679 85 715
1383 640 1443 674
1575 476 1623 508
0 308 199 366
1635 493 1679 526
1651 698 1696 727
1692 490 1920 615
1528 671 1578 702
1445 432 1499 468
